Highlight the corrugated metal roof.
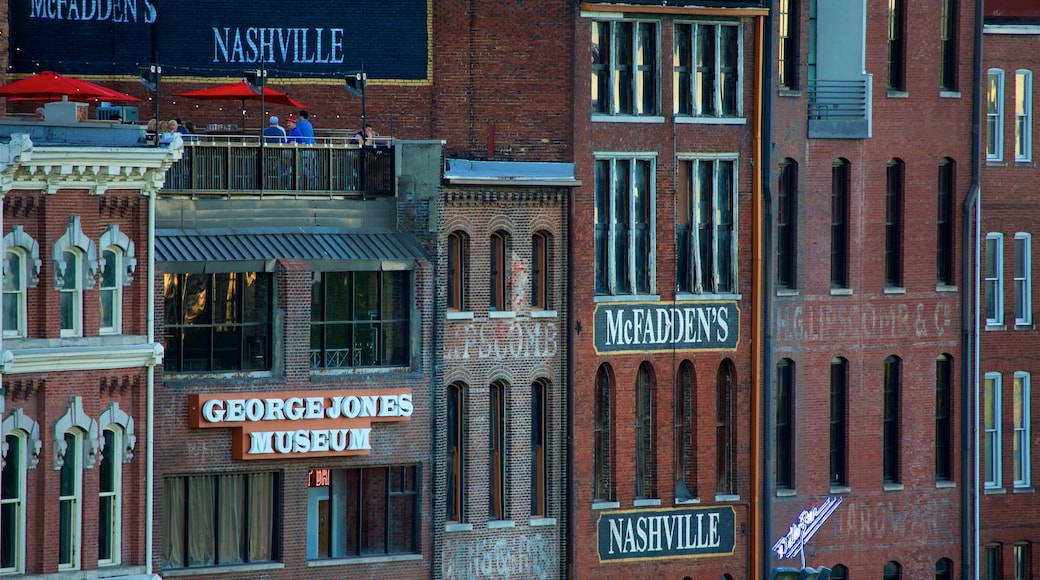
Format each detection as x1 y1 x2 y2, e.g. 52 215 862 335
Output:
156 228 428 272
444 158 581 186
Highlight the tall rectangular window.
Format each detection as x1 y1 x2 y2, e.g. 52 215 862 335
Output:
594 365 613 501
674 364 695 500
59 249 83 338
986 544 1003 580
674 21 741 117
1 433 25 574
1015 542 1031 580
830 358 848 487
447 383 465 522
311 271 410 369
777 159 798 290
99 248 123 335
936 355 953 481
531 232 549 310
716 364 734 496
3 250 26 338
490 232 510 311
887 0 906 91
940 0 957 91
885 159 904 288
1014 372 1031 488
988 69 1006 161
594 157 655 296
778 0 799 90
592 20 659 116
59 431 82 570
937 159 956 286
163 272 272 372
448 231 467 311
830 160 850 289
99 428 122 566
163 472 279 568
1014 233 1031 326
1017 70 1033 162
677 157 737 294
305 466 418 559
986 233 1005 326
883 356 901 484
489 382 506 520
531 381 548 517
984 372 1003 489
635 363 655 499
776 359 794 489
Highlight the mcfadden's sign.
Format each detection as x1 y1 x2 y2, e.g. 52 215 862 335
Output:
597 506 736 562
594 301 739 354
188 389 412 460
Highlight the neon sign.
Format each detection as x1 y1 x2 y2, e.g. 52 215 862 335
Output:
772 496 842 569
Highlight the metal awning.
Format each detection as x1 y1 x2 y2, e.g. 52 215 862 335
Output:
444 158 581 186
156 227 428 273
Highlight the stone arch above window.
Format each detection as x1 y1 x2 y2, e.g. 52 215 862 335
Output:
1 408 42 469
99 224 137 286
52 216 98 291
53 396 99 470
3 225 42 288
99 402 136 463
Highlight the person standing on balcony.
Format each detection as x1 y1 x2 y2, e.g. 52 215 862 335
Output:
263 116 286 143
296 110 316 144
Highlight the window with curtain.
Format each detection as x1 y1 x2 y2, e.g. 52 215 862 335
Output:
592 19 659 116
305 466 418 559
595 156 655 296
163 272 273 372
635 362 655 499
310 271 411 369
594 364 613 501
163 472 278 569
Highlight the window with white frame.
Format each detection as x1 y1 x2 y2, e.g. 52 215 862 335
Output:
53 217 97 339
677 156 738 294
1015 233 1031 326
1017 70 1032 162
988 69 1005 161
674 21 742 118
984 372 1002 489
98 225 136 336
1014 372 1031 488
986 233 1004 326
2 226 41 340
1 432 26 574
98 427 122 566
594 155 656 296
591 19 659 117
59 430 84 570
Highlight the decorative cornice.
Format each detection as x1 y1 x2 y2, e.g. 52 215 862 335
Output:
0 342 164 374
0 135 183 196
444 188 565 206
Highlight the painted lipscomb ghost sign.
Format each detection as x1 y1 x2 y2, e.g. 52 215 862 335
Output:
594 301 739 354
10 0 429 79
597 506 736 562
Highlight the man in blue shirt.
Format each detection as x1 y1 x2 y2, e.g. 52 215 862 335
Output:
295 110 316 144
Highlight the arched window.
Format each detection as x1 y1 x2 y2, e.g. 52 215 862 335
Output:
776 358 795 489
777 158 798 289
531 380 548 517
674 362 696 500
2 225 41 339
98 224 136 335
884 560 902 580
716 361 735 496
489 381 507 519
830 564 849 580
490 231 511 311
531 231 550 310
594 364 613 501
884 355 902 484
1 432 26 573
447 231 468 311
53 216 97 338
935 556 953 580
830 357 848 486
635 362 655 499
936 354 953 481
59 429 85 570
447 382 466 522
99 427 123 565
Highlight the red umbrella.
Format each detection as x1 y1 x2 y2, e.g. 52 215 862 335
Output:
177 81 307 129
0 71 140 102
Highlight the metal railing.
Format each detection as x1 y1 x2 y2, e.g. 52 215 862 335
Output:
807 78 869 121
163 135 395 196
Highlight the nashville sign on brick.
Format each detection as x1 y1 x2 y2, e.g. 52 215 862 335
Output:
594 301 739 353
597 506 736 562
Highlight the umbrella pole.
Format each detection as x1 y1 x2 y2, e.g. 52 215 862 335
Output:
241 98 246 131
